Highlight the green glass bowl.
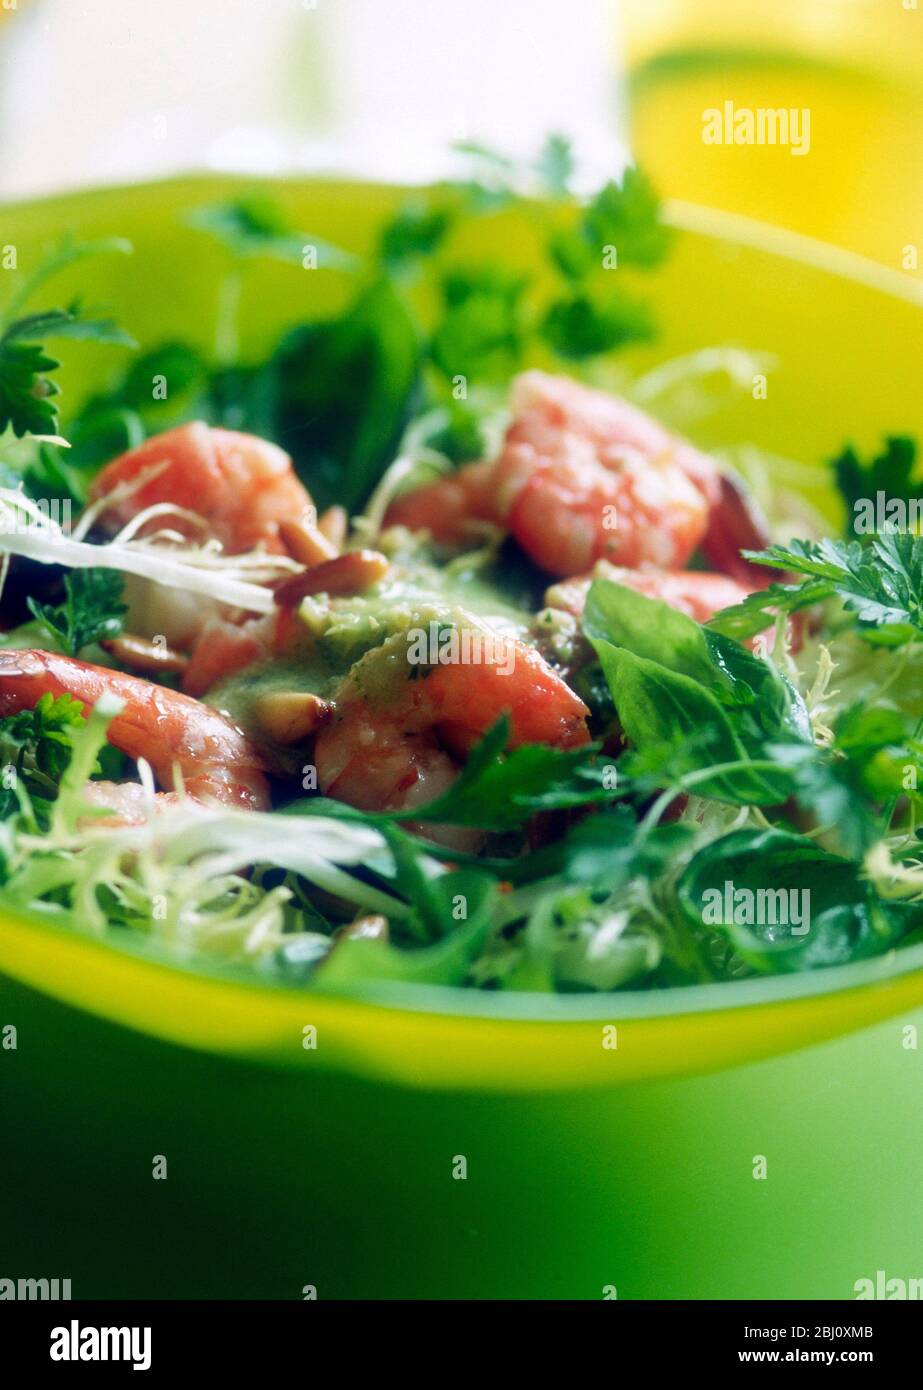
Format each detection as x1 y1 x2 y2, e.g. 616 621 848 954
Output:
1 177 922 1298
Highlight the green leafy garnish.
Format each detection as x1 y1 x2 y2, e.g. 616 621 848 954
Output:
583 578 809 804
267 279 420 511
533 134 575 198
833 436 919 535
27 569 127 657
541 289 654 359
1 234 132 323
549 168 672 279
0 336 60 438
188 193 355 270
0 691 87 822
0 308 136 438
710 533 923 647
0 235 135 441
430 266 528 381
284 716 615 834
379 198 455 270
678 828 922 976
770 704 922 859
391 715 614 830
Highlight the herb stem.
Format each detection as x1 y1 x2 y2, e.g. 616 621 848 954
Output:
638 759 784 837
215 269 243 365
882 711 923 835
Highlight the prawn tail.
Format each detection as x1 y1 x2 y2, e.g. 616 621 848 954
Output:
699 473 781 588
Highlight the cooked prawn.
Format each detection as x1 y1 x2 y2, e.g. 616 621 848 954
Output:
314 625 589 837
83 424 319 696
545 562 752 625
87 422 314 555
384 459 498 546
0 650 270 812
386 371 774 583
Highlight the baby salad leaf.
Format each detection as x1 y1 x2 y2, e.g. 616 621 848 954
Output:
267 280 421 512
769 704 923 859
710 533 923 646
403 715 615 830
317 859 496 989
28 569 126 657
678 827 922 975
582 578 808 804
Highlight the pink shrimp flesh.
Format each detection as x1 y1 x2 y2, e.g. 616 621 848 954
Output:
87 423 314 554
384 459 499 546
384 372 775 584
545 563 753 625
314 627 589 833
0 650 270 812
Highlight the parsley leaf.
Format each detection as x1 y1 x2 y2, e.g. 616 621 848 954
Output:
401 715 615 830
710 533 923 646
533 133 575 197
582 169 673 267
548 167 673 281
769 704 922 859
452 134 574 201
431 267 528 381
0 307 135 439
1 233 132 322
541 288 654 359
0 338 60 437
27 569 127 657
0 691 86 821
379 198 455 270
2 307 134 347
188 194 355 270
833 436 919 536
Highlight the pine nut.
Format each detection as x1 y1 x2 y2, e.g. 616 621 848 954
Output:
318 505 348 548
253 691 331 744
102 634 189 673
273 550 390 606
279 517 339 567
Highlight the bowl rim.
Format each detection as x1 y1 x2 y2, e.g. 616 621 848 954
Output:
5 896 923 1024
0 173 921 1027
2 168 921 307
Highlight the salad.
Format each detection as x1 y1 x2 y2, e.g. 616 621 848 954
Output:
0 143 921 996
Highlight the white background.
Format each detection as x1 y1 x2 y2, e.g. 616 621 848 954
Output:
0 0 627 199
